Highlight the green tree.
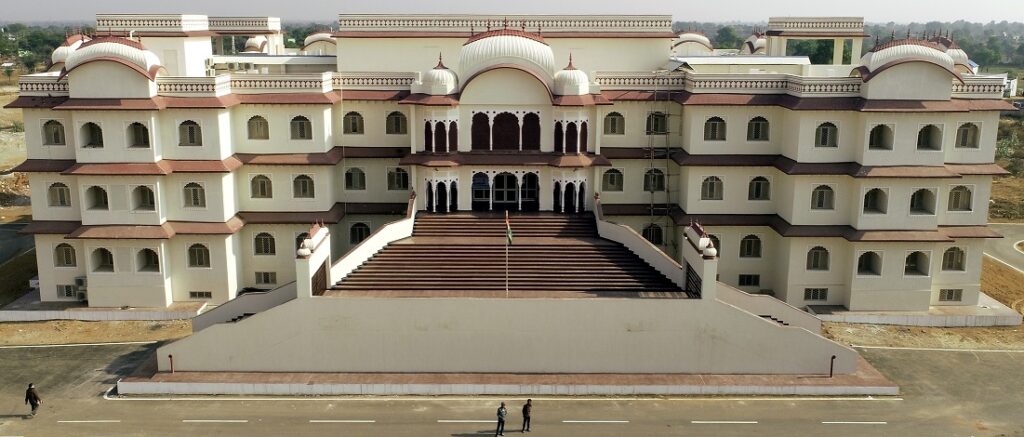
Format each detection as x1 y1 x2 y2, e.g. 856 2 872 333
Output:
713 26 742 49
3 67 12 84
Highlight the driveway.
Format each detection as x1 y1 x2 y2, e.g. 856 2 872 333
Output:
987 223 1024 270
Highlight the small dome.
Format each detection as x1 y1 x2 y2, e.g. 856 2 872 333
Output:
860 39 955 74
459 28 555 87
243 35 268 53
552 56 589 96
63 37 163 80
51 34 90 67
739 33 766 55
673 31 714 55
414 55 459 95
927 35 972 70
303 32 334 47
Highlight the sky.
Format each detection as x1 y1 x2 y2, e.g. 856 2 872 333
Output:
0 0 1020 24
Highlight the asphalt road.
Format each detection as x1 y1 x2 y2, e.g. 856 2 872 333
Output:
0 343 1022 436
988 223 1024 271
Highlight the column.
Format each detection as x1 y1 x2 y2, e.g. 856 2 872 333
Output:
517 114 523 151
517 177 522 211
488 178 493 211
832 39 844 65
488 119 494 151
432 181 438 212
850 38 864 65
559 183 565 213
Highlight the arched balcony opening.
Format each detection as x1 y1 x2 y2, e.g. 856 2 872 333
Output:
492 112 520 150
554 122 564 153
434 122 448 153
522 113 541 150
565 122 579 154
448 121 459 150
471 113 490 150
580 122 589 153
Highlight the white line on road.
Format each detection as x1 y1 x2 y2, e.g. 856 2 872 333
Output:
822 421 887 425
57 420 121 423
854 345 1024 353
182 419 248 423
562 420 629 423
0 341 157 349
309 420 376 423
437 420 494 423
691 420 758 424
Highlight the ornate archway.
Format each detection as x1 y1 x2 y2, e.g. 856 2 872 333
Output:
492 112 520 150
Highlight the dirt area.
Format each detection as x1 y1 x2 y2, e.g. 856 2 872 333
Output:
0 91 29 212
0 320 191 346
0 251 37 308
990 175 1024 223
823 257 1024 349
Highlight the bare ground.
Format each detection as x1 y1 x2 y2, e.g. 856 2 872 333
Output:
0 320 191 346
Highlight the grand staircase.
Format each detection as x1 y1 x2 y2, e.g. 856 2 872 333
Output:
328 212 688 296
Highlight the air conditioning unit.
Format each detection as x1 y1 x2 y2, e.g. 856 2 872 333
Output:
74 276 87 288
228 62 239 70
204 58 214 68
76 291 88 302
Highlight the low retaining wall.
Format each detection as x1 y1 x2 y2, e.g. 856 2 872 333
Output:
0 308 200 322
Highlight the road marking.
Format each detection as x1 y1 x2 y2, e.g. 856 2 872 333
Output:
437 420 494 423
854 345 1024 353
691 420 758 424
0 341 157 349
562 420 629 423
182 419 248 423
58 420 121 423
309 420 376 423
822 421 887 425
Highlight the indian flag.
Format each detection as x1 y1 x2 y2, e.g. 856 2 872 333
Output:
505 211 513 245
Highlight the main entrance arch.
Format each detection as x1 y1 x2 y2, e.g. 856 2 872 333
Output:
563 182 577 214
493 172 518 212
436 182 449 213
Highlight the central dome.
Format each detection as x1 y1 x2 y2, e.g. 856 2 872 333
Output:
459 28 556 88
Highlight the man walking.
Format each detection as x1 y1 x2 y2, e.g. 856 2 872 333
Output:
495 401 508 436
521 399 532 432
24 383 41 417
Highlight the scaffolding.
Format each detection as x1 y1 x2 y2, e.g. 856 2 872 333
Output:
645 70 679 255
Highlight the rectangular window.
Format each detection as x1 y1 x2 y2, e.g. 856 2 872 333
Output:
189 291 213 299
255 271 277 285
939 288 963 302
387 168 409 191
57 284 77 298
804 288 828 301
738 274 760 287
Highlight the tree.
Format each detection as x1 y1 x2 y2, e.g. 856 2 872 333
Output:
714 26 743 50
3 67 12 84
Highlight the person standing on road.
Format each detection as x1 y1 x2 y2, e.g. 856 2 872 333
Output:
521 399 532 432
24 383 41 417
495 401 508 436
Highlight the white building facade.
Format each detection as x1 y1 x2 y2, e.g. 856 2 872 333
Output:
10 14 1012 313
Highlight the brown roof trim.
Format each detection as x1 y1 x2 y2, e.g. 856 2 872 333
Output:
4 96 69 109
552 94 613 106
169 216 245 234
400 151 610 168
159 95 240 109
343 90 411 101
601 91 1010 113
68 223 175 239
399 93 460 106
859 58 964 84
12 159 76 173
944 163 1011 176
60 57 164 82
19 220 81 235
237 146 409 166
938 225 1002 239
335 31 676 39
235 90 342 105
239 202 406 224
54 98 164 111
61 157 243 176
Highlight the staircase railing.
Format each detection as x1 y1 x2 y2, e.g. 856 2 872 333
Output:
330 193 417 281
191 281 297 332
593 196 687 290
716 283 822 333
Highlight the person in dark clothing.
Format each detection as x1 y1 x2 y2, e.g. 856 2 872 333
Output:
25 383 41 417
495 401 507 436
521 399 532 432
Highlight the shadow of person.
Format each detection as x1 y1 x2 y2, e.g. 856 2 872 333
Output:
450 430 495 436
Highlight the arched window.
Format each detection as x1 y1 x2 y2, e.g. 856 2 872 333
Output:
905 251 929 276
701 176 723 200
48 182 71 207
449 121 459 150
254 233 276 255
188 244 210 268
247 116 269 140
81 122 103 147
806 246 830 271
492 112 520 150
343 112 364 134
580 121 588 153
602 169 624 192
857 251 882 275
814 122 838 147
137 248 160 272
564 122 578 154
86 186 108 210
522 113 541 150
345 168 366 190
250 175 273 198
290 116 312 140
42 120 65 145
295 232 309 251
434 121 447 152
704 116 726 141
127 122 150 148
132 186 156 211
385 111 407 135
54 243 76 267
748 176 770 201
708 234 722 256
646 112 668 135
917 125 942 150
747 116 769 141
942 247 966 271
183 182 206 208
955 123 979 148
387 168 409 190
948 185 973 211
910 189 936 215
553 121 564 153
92 248 114 272
472 113 490 150
868 124 893 150
178 120 202 146
644 169 665 192
293 175 315 198
739 235 762 258
350 223 371 244
642 224 664 245
811 185 835 210
604 112 625 135
863 188 887 214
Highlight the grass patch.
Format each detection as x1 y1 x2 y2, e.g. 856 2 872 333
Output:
0 250 36 308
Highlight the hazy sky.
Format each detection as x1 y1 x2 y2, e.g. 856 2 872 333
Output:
0 0 1020 24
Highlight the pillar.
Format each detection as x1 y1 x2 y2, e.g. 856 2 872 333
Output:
517 114 523 152
488 177 493 211
832 39 844 65
488 119 494 151
850 38 864 65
